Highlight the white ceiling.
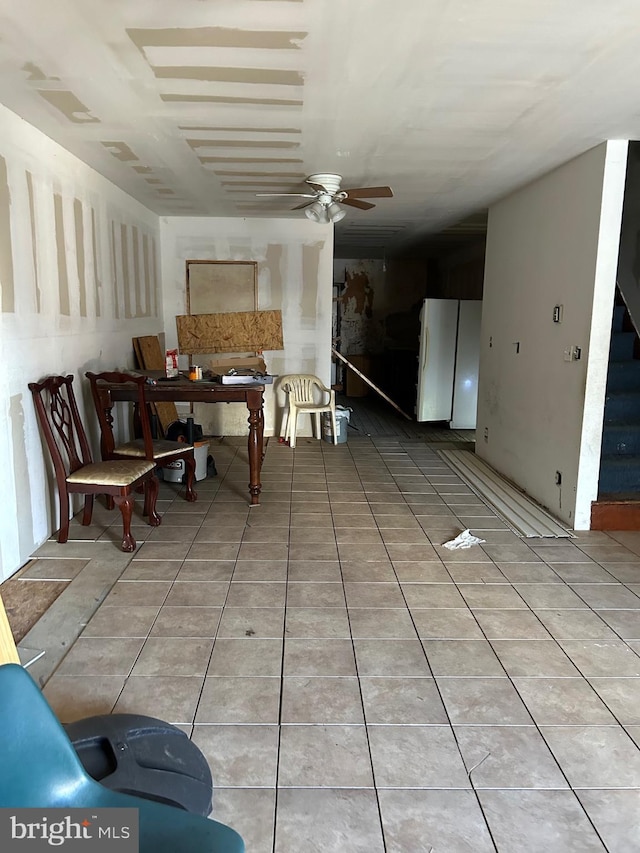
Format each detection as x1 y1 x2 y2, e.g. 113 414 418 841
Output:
1 0 639 255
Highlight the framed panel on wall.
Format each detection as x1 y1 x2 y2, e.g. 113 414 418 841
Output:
186 260 258 315
184 260 259 434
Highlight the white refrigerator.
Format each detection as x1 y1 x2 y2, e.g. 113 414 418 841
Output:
416 298 482 428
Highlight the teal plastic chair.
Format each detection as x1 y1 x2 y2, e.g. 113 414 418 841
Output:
0 664 244 852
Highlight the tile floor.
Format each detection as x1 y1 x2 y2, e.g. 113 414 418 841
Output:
29 435 640 852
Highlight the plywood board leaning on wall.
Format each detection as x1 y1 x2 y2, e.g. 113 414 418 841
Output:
132 335 179 434
176 310 283 354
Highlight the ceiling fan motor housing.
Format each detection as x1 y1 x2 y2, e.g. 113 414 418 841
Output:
306 173 343 194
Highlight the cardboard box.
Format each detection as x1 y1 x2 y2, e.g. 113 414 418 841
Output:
206 356 267 374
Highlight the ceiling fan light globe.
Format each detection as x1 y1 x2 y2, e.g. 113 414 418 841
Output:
327 202 346 223
305 201 329 223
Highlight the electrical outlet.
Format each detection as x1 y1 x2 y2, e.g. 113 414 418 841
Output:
484 427 489 443
564 345 581 362
555 471 562 486
553 305 563 323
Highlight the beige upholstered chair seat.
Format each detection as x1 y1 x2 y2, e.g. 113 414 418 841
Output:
114 439 194 460
67 459 155 487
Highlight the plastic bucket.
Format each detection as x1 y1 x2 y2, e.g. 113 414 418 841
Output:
322 407 350 444
163 440 209 482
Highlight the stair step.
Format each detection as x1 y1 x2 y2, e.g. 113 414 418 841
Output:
604 391 640 422
607 360 640 393
612 304 627 333
610 331 636 361
601 424 640 455
599 455 640 494
591 498 640 530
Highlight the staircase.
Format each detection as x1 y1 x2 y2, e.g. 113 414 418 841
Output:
592 298 640 528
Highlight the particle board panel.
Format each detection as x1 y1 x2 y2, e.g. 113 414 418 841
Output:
176 309 283 354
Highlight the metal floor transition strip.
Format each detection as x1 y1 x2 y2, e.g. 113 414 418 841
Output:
439 449 572 538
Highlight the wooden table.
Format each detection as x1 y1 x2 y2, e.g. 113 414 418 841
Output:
104 373 266 505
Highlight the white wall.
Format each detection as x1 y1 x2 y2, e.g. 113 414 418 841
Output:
159 217 334 437
0 104 163 581
477 141 628 529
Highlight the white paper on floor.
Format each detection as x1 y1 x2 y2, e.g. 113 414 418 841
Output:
442 529 486 550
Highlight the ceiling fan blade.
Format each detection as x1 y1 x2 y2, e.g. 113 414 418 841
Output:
342 198 375 211
292 201 314 210
255 192 316 198
343 186 393 199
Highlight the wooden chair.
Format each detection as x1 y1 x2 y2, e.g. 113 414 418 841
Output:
280 374 337 448
29 375 160 553
86 371 197 502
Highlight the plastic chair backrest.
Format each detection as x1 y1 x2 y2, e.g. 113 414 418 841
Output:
283 374 327 406
0 663 96 805
0 664 245 852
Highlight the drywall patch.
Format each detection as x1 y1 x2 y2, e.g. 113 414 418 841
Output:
150 235 159 317
132 225 142 316
22 62 53 81
0 155 15 313
26 171 40 313
74 199 87 317
53 193 70 316
120 224 132 319
38 90 99 124
101 141 138 162
188 139 300 149
110 222 120 320
215 171 306 178
142 233 152 318
127 27 306 52
302 242 321 318
179 126 302 134
152 66 303 86
91 208 101 318
266 243 284 305
160 94 303 107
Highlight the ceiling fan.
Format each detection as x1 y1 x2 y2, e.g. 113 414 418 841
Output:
255 173 393 223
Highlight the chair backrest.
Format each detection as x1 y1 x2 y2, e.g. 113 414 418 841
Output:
281 374 328 406
0 663 91 806
29 375 93 481
86 371 155 461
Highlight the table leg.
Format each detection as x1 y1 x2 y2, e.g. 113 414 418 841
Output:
247 400 263 505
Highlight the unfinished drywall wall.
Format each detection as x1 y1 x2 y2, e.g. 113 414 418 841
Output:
477 140 627 529
0 103 162 581
159 217 334 436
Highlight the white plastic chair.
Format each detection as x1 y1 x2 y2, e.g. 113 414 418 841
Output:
280 374 337 448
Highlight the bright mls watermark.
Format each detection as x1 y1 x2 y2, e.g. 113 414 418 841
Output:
0 808 138 850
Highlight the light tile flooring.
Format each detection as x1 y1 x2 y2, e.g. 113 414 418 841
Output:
31 436 640 852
